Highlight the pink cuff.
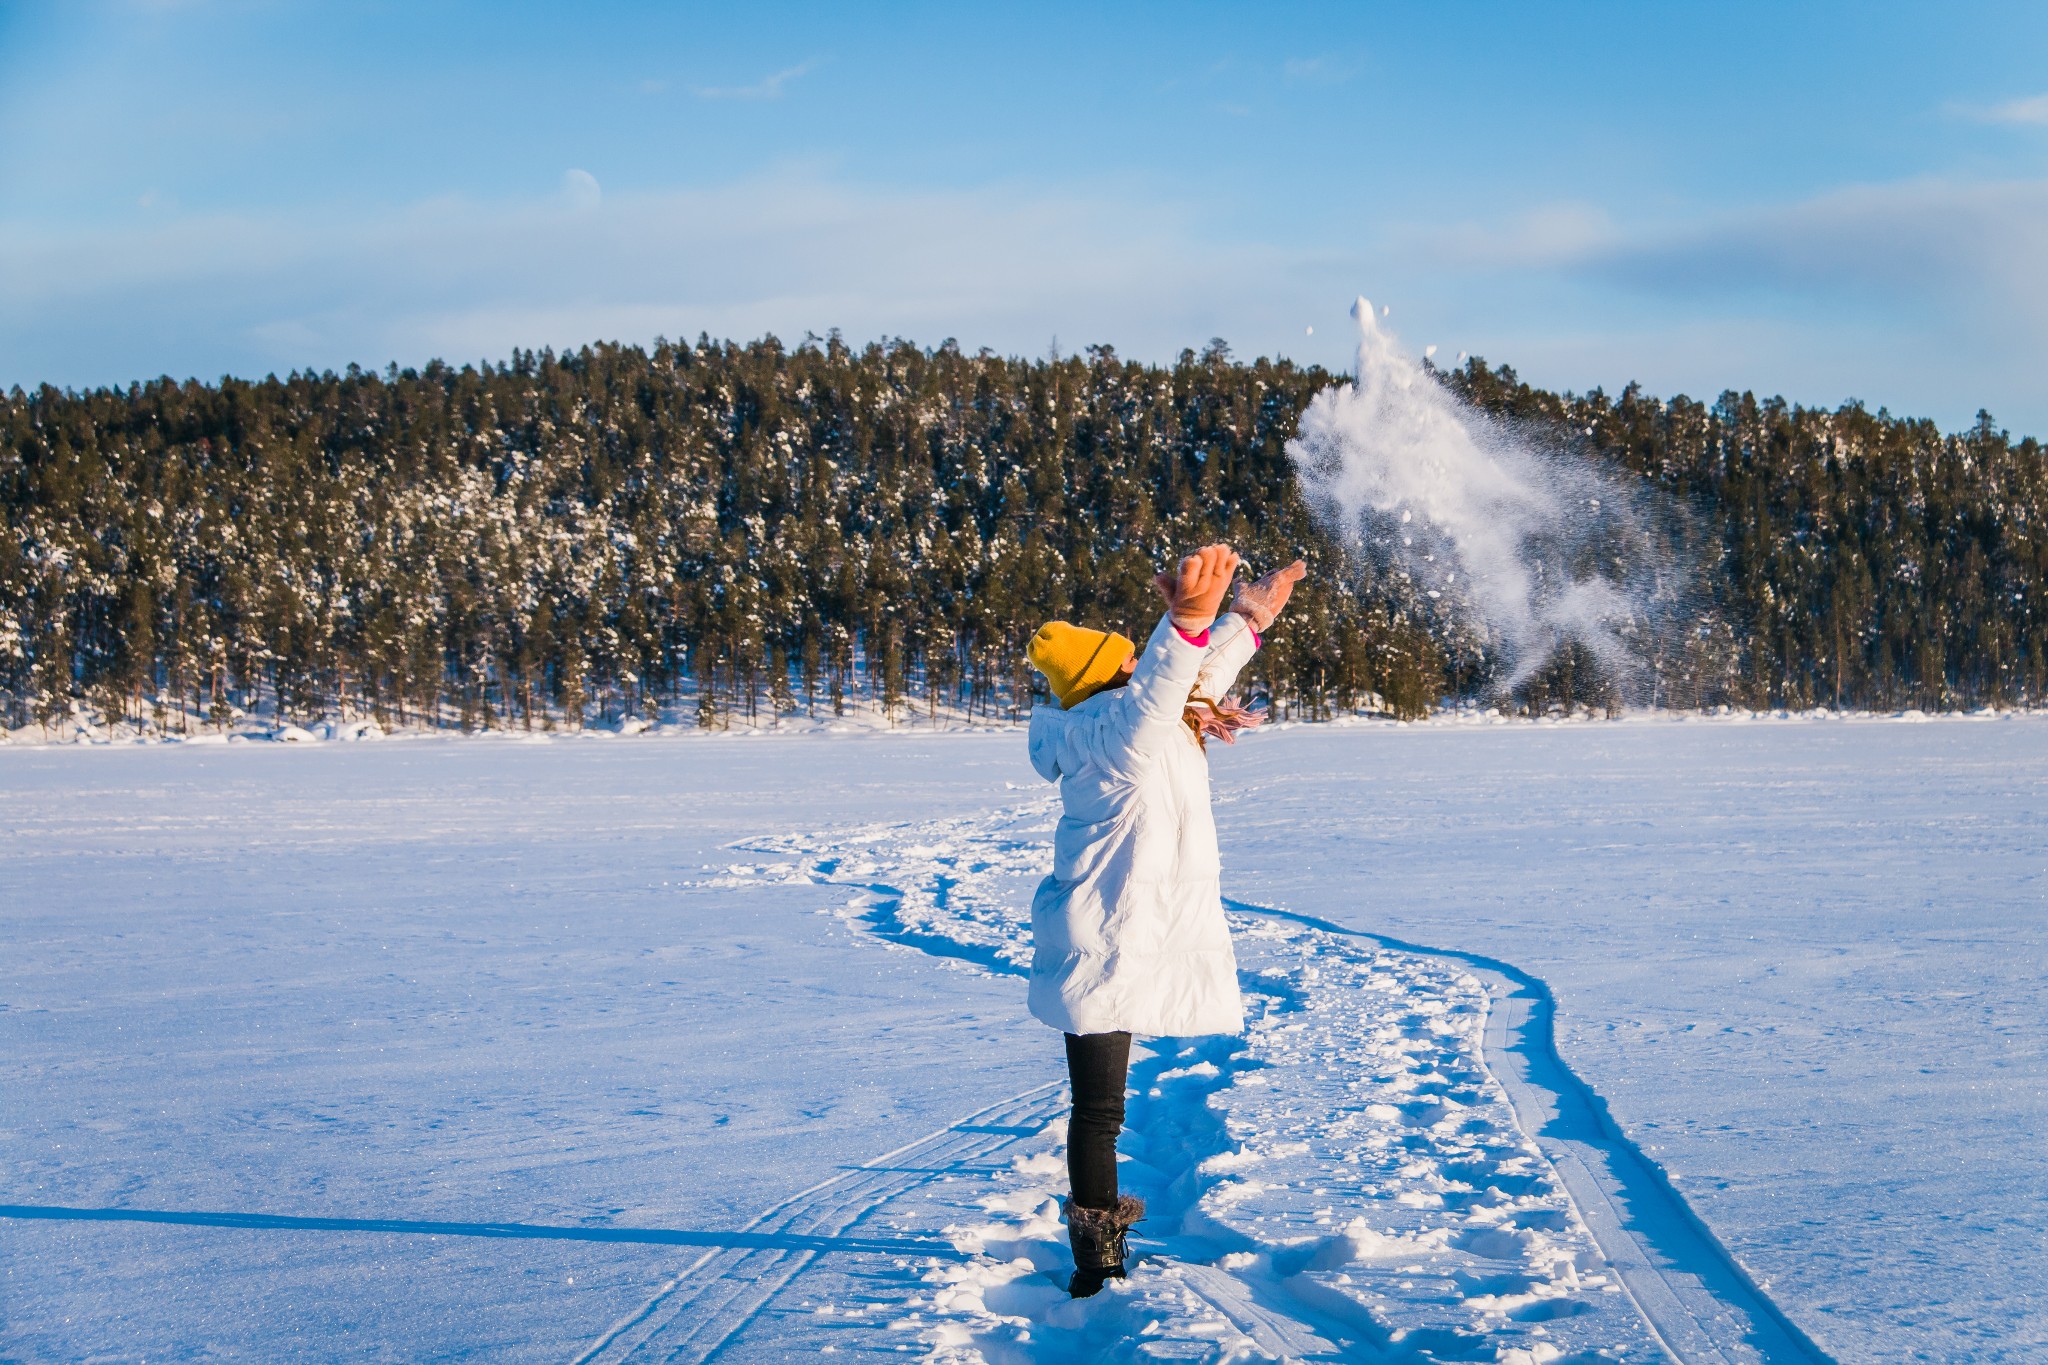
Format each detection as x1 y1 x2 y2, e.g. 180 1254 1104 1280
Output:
1251 629 1262 649
1174 625 1211 647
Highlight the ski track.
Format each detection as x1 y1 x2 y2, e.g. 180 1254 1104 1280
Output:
570 1082 1067 1365
619 801 1826 1364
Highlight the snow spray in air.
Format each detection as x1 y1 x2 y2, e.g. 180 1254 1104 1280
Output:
1287 298 1694 700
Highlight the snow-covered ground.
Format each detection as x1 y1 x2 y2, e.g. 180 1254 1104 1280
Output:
1223 716 2048 1364
3 718 2044 1361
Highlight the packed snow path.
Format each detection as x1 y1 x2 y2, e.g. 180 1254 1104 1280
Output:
688 801 1824 1363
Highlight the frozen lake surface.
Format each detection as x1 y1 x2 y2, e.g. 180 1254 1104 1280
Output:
3 717 2043 1361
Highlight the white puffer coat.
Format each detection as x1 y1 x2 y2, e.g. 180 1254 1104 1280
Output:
1025 611 1260 1038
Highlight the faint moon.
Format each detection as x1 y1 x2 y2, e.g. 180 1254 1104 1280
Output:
562 168 602 211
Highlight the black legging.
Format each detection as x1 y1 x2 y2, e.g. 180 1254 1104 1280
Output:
1063 1031 1132 1210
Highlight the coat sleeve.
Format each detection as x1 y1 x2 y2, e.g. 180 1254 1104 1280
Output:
1103 612 1207 762
1026 701 1066 781
1193 611 1260 699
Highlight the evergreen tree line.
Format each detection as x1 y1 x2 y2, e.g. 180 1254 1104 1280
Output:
1447 364 2048 712
0 333 2040 733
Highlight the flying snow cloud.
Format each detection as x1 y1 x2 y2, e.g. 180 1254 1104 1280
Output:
1288 298 1692 697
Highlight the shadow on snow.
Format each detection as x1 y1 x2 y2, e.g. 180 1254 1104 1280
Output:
0 1202 960 1258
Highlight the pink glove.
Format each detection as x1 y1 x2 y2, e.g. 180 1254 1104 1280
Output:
1151 544 1243 634
1231 560 1307 632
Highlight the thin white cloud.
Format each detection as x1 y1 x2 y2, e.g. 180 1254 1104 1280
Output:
1418 180 2048 346
0 173 1324 386
7 169 2048 433
1281 55 1358 85
694 60 820 101
1954 92 2048 126
1596 179 2048 335
1374 177 2048 428
1418 202 1619 270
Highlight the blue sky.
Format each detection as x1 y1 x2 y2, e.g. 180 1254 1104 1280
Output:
4 1 2047 431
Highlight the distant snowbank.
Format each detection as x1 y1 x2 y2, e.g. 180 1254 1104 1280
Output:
5 698 2038 748
0 696 1024 748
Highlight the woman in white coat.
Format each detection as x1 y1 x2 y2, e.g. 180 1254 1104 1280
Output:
1024 543 1306 1295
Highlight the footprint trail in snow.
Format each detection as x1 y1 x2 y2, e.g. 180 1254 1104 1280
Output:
670 801 1682 1364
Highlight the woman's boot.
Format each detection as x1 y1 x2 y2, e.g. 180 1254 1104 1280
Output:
1063 1195 1144 1297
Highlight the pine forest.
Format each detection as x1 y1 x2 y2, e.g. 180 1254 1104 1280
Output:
3 333 2044 734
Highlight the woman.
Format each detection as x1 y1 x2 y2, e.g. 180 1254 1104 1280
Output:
1024 543 1307 1295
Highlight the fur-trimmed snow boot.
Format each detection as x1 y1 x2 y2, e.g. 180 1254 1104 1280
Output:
1063 1195 1144 1297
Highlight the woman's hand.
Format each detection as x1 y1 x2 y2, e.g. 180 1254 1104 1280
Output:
1231 559 1307 632
1152 544 1242 634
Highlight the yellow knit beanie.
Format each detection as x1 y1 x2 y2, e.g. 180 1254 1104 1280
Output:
1027 621 1135 708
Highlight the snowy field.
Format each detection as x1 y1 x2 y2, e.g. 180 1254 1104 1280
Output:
3 718 2044 1362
